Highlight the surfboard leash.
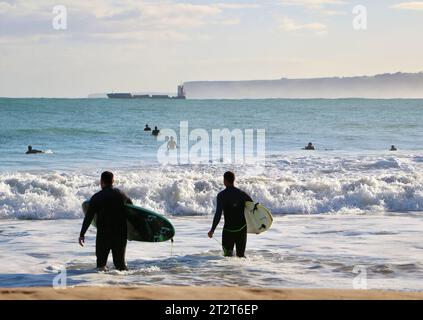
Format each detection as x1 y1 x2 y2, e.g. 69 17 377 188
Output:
212 236 222 246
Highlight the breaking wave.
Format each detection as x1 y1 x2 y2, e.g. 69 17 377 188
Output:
1 154 423 219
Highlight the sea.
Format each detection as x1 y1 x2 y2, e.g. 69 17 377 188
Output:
0 98 422 290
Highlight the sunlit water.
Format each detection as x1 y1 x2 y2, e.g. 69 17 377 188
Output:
0 98 422 290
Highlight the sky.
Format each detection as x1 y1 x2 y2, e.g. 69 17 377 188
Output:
0 0 422 97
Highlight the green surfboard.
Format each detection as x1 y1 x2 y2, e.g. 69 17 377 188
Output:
82 200 175 242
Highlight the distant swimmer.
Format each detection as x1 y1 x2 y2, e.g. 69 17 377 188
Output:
144 124 151 131
208 171 253 258
25 145 44 154
79 171 133 271
167 136 177 151
390 145 398 151
304 142 315 150
152 126 160 136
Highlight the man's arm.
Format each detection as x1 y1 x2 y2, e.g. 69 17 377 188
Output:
209 194 223 237
120 190 133 205
243 191 253 203
79 200 96 246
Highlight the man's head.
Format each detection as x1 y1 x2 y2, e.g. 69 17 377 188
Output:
28 145 32 151
223 171 235 187
308 142 313 146
100 171 114 188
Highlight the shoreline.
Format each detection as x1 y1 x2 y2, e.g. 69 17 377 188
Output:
1 286 422 300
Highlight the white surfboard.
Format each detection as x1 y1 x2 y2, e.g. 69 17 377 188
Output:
244 201 273 234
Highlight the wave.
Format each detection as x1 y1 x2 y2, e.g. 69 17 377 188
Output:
15 128 109 136
1 154 423 219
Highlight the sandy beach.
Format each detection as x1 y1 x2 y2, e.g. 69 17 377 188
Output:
1 286 422 300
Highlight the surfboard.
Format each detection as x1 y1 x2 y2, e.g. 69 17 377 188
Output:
82 200 175 242
244 201 273 234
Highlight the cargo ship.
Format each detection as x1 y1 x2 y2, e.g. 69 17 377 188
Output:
107 85 186 99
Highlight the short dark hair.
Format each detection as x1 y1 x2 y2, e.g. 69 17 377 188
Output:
101 171 114 185
224 171 235 184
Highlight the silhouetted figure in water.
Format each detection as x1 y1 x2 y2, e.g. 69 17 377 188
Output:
167 136 177 151
144 124 151 131
79 171 133 272
304 142 315 150
208 171 253 258
390 145 398 151
26 145 43 154
152 126 160 136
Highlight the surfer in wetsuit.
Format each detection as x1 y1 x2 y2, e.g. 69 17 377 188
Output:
144 124 151 131
390 145 398 151
304 142 315 150
79 171 133 271
208 171 253 258
25 145 44 154
167 136 177 151
152 126 160 136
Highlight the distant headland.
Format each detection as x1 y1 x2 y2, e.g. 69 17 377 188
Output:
90 72 423 100
182 72 423 99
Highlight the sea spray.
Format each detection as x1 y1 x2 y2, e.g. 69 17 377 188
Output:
1 154 422 219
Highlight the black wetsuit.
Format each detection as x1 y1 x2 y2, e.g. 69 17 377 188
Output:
26 150 43 154
211 186 252 257
80 186 132 270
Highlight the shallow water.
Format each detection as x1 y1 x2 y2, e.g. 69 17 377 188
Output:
0 215 422 290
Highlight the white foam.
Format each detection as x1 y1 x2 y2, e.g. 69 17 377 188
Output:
1 153 423 219
1 216 423 290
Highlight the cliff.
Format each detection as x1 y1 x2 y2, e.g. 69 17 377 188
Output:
183 72 423 99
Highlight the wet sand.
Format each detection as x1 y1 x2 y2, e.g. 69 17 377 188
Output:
1 286 422 300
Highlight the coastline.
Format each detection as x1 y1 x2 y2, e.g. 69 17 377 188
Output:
1 286 422 300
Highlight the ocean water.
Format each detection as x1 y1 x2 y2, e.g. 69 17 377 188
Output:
0 98 423 290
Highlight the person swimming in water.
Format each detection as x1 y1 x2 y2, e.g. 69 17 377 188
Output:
167 136 177 151
25 146 44 154
208 171 253 258
79 171 133 272
152 126 160 136
144 124 151 131
390 145 398 151
304 142 315 150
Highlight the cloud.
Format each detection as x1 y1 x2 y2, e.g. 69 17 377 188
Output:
0 1 255 43
391 2 423 10
214 3 261 10
0 2 15 14
278 0 347 15
279 0 347 9
279 17 327 32
215 19 241 26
